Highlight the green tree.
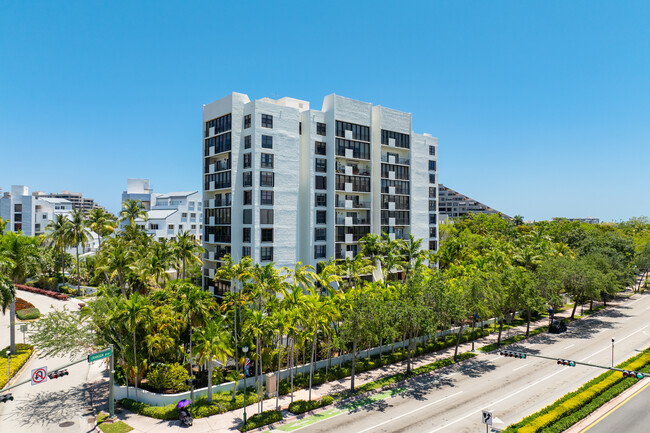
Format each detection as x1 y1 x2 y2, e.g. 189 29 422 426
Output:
87 208 117 248
120 292 154 402
119 199 148 227
45 214 72 281
193 315 232 403
174 230 204 281
69 208 91 294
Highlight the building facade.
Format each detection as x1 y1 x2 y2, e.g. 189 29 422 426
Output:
202 93 438 296
35 190 102 212
121 179 203 242
1 185 73 236
437 184 510 221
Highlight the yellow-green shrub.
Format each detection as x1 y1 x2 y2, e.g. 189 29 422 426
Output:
0 344 34 388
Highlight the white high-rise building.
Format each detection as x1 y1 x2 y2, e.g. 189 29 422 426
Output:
202 93 438 296
1 185 73 236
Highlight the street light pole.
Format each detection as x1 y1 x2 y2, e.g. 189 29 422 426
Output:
242 346 249 426
109 344 115 419
611 338 615 368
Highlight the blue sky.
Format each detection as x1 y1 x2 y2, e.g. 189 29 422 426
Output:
1 1 649 221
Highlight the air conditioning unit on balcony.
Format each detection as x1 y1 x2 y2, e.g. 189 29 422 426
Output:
345 233 353 243
345 149 354 159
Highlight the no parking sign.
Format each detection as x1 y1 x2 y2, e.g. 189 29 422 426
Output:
31 366 48 385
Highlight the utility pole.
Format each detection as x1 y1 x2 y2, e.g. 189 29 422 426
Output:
109 344 115 419
611 338 615 368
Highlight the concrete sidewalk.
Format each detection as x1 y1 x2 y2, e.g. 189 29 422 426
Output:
99 292 635 433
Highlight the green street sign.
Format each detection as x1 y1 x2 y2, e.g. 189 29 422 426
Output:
88 348 111 363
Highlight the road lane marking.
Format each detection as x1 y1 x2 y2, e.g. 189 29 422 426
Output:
355 391 463 433
427 368 568 432
564 344 575 349
513 364 529 372
580 381 650 432
579 326 647 362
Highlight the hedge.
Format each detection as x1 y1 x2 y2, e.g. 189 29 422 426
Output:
288 395 334 415
16 307 41 320
504 347 650 432
240 409 282 432
15 284 69 300
145 363 189 393
0 344 34 388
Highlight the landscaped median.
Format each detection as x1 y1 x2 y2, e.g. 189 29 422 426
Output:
503 346 650 433
0 344 35 388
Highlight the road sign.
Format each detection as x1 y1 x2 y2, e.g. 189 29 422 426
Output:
31 367 48 386
482 410 493 425
88 348 111 363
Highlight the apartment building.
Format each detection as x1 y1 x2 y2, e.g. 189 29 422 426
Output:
121 179 203 241
437 184 510 221
202 93 438 296
35 190 102 212
1 185 73 236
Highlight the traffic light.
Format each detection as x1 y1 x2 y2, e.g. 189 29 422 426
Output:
499 350 527 359
0 393 13 403
622 370 644 379
557 359 576 367
48 369 69 379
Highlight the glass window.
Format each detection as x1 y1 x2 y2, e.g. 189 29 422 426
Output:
243 190 252 205
429 145 436 155
243 171 252 187
261 246 273 261
429 160 437 171
315 227 326 241
168 225 174 230
242 246 251 257
244 135 251 148
317 122 326 136
315 141 326 155
261 228 273 242
315 175 327 190
243 227 251 242
315 193 327 207
429 173 436 184
243 153 252 169
243 209 252 224
261 190 274 205
314 245 327 259
316 210 326 224
260 172 274 187
262 135 273 148
261 153 273 168
429 187 437 198
429 213 437 224
244 114 251 129
261 209 274 224
315 158 327 172
261 114 273 128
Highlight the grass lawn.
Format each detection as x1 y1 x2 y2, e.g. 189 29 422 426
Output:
97 413 134 433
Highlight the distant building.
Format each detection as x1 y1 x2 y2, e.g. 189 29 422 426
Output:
1 185 73 236
120 179 203 241
438 184 510 221
562 217 600 224
35 190 102 212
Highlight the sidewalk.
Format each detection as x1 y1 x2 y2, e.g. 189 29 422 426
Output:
100 292 635 433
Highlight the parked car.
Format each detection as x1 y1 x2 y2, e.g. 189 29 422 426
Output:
549 319 567 334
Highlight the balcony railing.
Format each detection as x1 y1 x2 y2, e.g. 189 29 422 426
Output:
336 217 370 225
381 155 410 165
335 198 370 209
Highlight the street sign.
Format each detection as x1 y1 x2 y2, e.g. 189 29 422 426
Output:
88 348 111 363
31 367 48 386
482 410 493 425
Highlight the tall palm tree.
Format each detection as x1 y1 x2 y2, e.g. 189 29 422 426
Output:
193 315 232 403
45 214 72 282
174 230 204 281
87 208 117 248
399 233 424 281
120 293 153 402
248 309 268 414
142 239 175 288
119 199 148 227
96 237 133 297
69 209 91 294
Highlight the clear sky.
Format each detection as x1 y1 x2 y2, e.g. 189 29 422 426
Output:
1 1 649 221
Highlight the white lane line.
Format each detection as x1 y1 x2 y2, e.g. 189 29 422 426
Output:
356 391 463 433
513 364 529 372
427 369 567 433
579 325 648 362
564 344 575 350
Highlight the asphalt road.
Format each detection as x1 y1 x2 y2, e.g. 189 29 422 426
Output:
581 381 650 433
288 293 650 433
0 290 106 433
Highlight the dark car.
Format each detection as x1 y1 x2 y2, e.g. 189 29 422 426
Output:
549 319 567 334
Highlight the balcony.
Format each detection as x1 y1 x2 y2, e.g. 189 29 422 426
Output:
335 196 370 209
335 163 370 177
381 154 410 165
335 216 370 226
205 159 231 173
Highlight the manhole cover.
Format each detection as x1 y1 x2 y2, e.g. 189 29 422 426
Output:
59 421 75 428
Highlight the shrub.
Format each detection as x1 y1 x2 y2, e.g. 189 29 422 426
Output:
14 297 35 311
226 369 243 382
16 307 41 320
14 284 69 300
119 399 178 420
146 363 190 392
35 275 59 291
288 395 334 415
212 366 225 384
0 344 34 388
240 409 282 432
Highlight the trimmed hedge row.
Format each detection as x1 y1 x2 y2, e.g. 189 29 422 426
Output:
15 284 69 300
288 395 334 415
0 344 34 388
16 307 41 320
240 409 282 432
504 347 650 433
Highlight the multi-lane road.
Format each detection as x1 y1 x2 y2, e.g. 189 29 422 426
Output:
288 292 650 433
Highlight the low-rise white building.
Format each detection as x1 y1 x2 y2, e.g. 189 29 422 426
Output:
1 185 73 236
120 179 203 241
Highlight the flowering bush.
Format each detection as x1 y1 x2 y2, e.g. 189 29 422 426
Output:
15 284 69 300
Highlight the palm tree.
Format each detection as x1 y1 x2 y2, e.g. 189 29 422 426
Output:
119 199 148 227
512 215 524 226
142 239 175 288
69 208 91 295
193 315 232 403
120 293 153 402
96 238 134 297
313 258 342 295
174 230 204 281
248 309 268 413
45 214 71 281
0 274 15 314
399 234 424 281
87 208 117 247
